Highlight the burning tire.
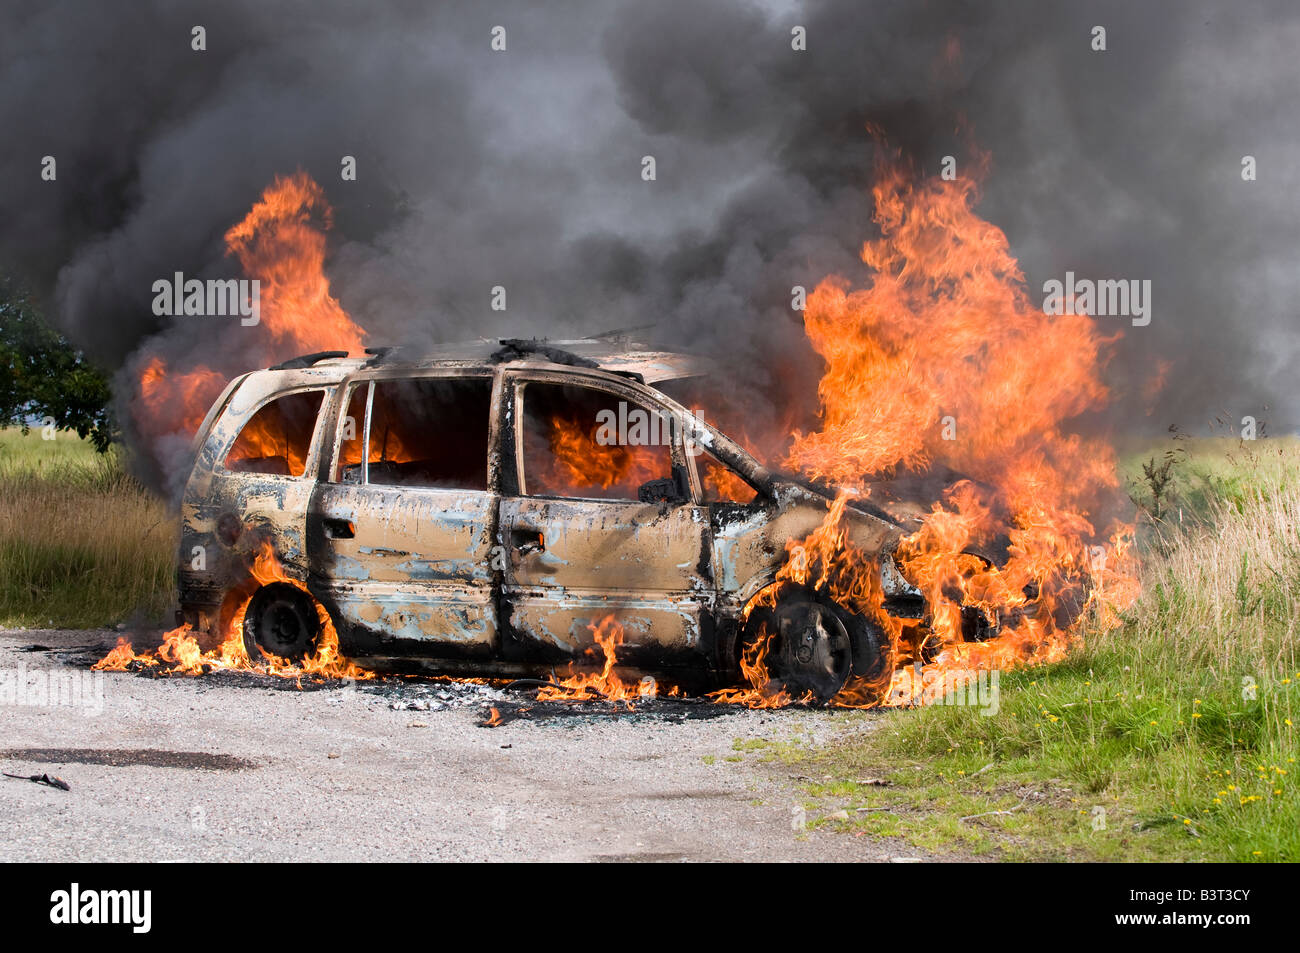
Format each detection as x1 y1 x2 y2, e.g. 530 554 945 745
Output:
743 595 854 702
243 582 321 662
842 610 888 682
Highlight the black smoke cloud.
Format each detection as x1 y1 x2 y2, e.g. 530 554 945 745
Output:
1 0 1296 470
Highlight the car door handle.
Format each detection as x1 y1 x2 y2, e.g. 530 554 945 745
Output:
323 518 356 539
511 528 544 556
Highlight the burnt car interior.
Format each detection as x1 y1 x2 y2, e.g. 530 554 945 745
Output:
519 381 676 503
334 377 493 490
223 389 324 477
368 378 491 489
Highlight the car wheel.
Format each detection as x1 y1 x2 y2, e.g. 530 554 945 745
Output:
745 597 852 702
243 582 322 662
834 606 888 681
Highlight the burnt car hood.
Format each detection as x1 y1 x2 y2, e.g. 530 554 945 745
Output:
767 465 1014 569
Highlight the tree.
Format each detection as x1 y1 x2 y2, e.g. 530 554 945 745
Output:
0 281 115 452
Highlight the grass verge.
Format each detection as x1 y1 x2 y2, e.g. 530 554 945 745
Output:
757 437 1299 861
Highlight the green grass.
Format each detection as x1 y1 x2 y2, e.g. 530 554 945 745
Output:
0 427 175 628
1122 435 1300 529
762 437 1300 861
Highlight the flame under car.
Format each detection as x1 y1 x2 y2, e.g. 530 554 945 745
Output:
178 338 950 701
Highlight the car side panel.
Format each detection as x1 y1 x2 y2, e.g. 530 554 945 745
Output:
498 495 712 663
308 483 499 656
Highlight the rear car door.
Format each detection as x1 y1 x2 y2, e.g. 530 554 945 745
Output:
180 380 328 642
307 370 501 659
497 372 713 667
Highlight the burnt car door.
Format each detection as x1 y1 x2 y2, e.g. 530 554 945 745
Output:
307 369 501 659
497 372 713 667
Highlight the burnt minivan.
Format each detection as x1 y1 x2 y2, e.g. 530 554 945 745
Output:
178 338 931 699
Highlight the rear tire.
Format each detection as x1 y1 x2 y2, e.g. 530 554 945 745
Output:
243 582 321 662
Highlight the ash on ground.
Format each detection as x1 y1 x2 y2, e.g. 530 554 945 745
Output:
368 677 742 726
65 637 751 723
370 677 509 712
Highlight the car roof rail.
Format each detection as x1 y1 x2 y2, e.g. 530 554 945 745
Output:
269 350 351 370
491 338 601 369
363 346 403 366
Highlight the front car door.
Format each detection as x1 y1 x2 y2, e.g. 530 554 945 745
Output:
307 368 502 661
497 371 713 670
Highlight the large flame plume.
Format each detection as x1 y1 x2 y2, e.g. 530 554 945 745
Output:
131 170 365 448
727 160 1140 708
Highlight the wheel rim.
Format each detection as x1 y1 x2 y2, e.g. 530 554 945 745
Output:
245 584 321 661
767 601 852 702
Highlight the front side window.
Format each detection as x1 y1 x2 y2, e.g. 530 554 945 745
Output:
519 382 674 501
223 390 325 477
336 377 492 490
695 449 759 504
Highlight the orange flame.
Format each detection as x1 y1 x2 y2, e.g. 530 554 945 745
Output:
535 413 664 496
717 158 1139 709
94 539 374 682
133 171 366 445
701 462 757 503
536 615 648 705
223 170 365 357
708 623 797 709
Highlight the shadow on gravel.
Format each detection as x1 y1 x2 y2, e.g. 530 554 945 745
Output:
0 747 259 771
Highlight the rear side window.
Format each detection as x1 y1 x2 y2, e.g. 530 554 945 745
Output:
223 390 325 478
349 377 492 490
520 382 674 501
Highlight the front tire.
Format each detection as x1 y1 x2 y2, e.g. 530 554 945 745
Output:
743 597 852 702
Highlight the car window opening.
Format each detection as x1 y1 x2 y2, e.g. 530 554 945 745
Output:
337 377 491 490
521 382 673 501
223 390 325 477
696 449 759 504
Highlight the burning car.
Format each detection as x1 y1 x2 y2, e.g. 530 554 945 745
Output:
95 169 1129 709
172 336 971 702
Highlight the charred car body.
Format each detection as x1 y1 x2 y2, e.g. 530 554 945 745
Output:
179 338 945 700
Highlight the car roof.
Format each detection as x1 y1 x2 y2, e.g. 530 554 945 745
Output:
264 338 713 384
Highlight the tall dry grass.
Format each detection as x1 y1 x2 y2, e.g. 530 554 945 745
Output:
0 429 176 628
814 438 1300 860
1130 476 1299 681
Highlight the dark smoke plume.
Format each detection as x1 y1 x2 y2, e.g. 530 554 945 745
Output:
2 0 1296 477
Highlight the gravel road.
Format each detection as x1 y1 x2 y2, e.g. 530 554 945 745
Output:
0 628 935 862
